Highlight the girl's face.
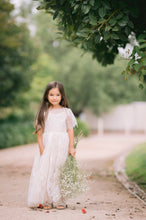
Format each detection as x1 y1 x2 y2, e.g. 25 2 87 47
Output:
48 87 62 107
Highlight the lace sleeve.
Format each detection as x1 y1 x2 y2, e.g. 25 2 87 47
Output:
66 108 78 130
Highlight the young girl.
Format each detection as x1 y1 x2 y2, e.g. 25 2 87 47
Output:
27 81 77 210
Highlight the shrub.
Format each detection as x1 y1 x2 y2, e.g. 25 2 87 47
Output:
74 118 90 137
0 115 90 149
0 115 36 149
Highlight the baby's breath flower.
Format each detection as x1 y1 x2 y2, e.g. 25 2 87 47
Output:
59 133 89 199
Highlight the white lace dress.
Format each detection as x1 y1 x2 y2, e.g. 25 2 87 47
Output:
27 107 77 207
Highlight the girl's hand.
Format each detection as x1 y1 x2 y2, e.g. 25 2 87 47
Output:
40 147 44 156
69 148 76 158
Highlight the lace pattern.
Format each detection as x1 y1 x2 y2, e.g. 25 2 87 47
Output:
27 107 77 207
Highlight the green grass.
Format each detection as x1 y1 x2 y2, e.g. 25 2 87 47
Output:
125 143 146 192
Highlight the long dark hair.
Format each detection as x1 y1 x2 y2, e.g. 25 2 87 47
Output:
34 81 69 133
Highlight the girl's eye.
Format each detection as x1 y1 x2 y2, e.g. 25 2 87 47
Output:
49 94 60 96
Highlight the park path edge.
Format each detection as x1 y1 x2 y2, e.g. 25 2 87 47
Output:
114 149 146 205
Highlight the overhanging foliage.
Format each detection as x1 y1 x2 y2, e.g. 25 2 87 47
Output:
37 0 146 85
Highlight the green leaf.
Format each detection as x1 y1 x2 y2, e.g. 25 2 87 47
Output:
104 32 110 40
125 27 131 36
80 28 89 33
131 47 136 56
134 63 141 71
109 18 116 26
72 4 80 14
112 33 119 39
139 43 146 49
53 11 59 20
138 39 146 43
102 1 111 10
82 42 88 50
128 59 135 66
142 59 146 65
134 46 140 54
142 69 146 75
82 16 90 23
137 34 146 41
76 29 89 37
138 83 144 89
118 33 128 41
116 13 123 20
98 7 106 18
95 35 101 43
128 21 134 29
89 14 97 25
105 25 111 31
81 5 91 14
118 19 127 27
112 26 119 31
98 18 106 24
90 0 95 6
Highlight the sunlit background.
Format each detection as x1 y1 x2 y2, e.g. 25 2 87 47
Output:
0 0 146 149
0 2 146 217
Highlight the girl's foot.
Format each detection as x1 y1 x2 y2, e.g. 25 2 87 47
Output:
56 204 67 210
43 203 53 210
43 205 51 210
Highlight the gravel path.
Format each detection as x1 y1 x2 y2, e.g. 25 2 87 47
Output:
0 134 146 220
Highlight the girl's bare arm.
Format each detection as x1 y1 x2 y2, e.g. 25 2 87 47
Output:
37 129 44 155
67 128 76 157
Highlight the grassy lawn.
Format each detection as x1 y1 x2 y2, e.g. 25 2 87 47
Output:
125 143 146 192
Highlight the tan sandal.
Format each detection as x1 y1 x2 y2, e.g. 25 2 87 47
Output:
43 206 51 210
43 203 53 210
56 205 67 210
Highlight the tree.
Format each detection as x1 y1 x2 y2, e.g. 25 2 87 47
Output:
0 0 38 107
37 0 146 85
33 11 73 61
22 53 57 105
55 49 146 115
28 11 146 116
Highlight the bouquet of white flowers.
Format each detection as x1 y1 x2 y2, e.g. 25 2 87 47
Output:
60 133 89 199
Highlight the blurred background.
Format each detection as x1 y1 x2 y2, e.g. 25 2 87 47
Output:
0 0 146 149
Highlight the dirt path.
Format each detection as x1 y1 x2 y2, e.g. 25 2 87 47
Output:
0 134 146 220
